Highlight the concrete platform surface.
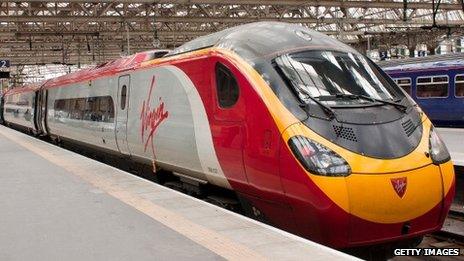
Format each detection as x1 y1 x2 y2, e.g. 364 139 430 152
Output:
0 126 356 261
437 128 464 167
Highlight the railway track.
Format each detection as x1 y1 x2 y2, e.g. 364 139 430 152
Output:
448 208 464 222
410 208 464 261
430 169 464 248
426 168 464 250
431 209 464 244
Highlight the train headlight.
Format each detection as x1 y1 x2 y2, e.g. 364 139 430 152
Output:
429 127 450 164
288 136 351 177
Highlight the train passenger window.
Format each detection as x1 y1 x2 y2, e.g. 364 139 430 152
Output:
416 76 448 98
55 99 66 110
417 77 431 84
393 78 412 95
74 99 86 120
120 85 127 110
54 96 115 123
215 63 239 108
455 75 464 97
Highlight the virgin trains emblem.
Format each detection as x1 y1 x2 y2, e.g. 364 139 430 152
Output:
140 75 169 158
391 177 407 198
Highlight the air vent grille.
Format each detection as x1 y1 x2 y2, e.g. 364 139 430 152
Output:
333 125 357 142
402 119 415 137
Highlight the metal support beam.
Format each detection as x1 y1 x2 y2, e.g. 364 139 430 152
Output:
12 1 464 10
2 15 464 25
1 0 463 72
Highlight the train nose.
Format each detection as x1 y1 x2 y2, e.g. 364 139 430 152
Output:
345 164 445 244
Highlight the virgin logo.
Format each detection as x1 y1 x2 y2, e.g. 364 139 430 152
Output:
390 177 407 198
140 75 169 158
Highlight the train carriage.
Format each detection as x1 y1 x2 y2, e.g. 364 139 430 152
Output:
380 54 464 127
2 83 42 134
2 22 455 248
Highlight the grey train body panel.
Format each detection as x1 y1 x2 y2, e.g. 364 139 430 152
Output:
45 65 231 189
3 91 36 131
47 79 119 152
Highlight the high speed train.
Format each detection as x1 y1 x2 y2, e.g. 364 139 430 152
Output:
0 22 455 248
379 53 464 127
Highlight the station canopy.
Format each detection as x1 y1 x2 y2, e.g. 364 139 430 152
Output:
0 0 463 83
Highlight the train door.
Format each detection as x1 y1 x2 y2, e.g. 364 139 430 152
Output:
34 90 44 134
41 90 49 135
116 75 131 155
211 61 248 185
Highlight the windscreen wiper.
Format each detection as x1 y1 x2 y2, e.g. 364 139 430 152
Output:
299 96 336 120
330 93 408 112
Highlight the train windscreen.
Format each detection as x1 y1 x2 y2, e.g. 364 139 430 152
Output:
275 50 404 107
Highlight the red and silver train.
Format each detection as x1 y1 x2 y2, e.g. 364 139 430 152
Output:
0 22 455 248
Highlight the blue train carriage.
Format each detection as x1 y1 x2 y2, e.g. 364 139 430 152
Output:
379 53 464 127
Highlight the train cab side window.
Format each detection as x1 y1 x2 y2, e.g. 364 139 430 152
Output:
120 85 127 110
416 76 449 98
393 78 412 95
455 75 464 97
215 63 239 108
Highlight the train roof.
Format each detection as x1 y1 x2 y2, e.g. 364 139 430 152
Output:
44 49 169 89
5 50 169 95
168 21 358 61
378 53 464 73
3 82 44 96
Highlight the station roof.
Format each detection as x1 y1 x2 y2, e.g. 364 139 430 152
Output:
0 0 463 83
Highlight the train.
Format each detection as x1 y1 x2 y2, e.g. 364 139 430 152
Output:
0 22 455 249
379 53 464 127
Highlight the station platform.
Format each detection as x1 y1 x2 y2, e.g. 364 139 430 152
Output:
437 128 464 215
0 126 355 261
437 128 464 167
